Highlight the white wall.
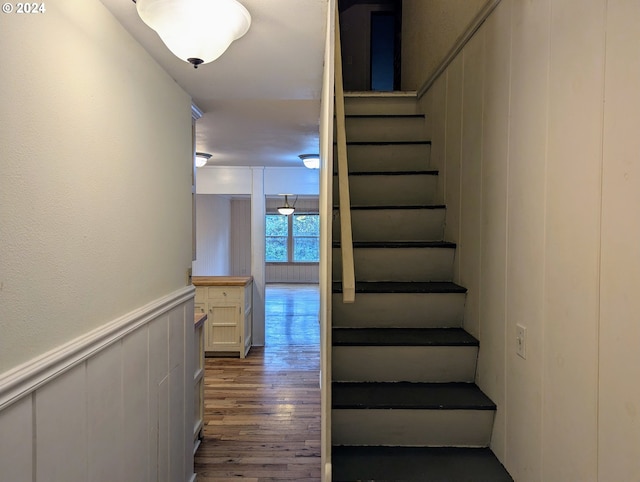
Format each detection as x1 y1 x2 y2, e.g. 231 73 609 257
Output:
196 166 320 196
192 195 232 276
0 0 195 479
0 0 193 372
413 0 640 480
401 0 488 90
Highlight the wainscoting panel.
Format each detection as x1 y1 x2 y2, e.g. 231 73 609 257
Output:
149 313 169 482
266 263 320 283
169 306 187 482
87 343 124 482
0 394 32 481
0 287 195 482
36 364 88 481
122 325 150 481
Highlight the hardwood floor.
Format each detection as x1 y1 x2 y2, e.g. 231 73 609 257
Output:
195 284 321 481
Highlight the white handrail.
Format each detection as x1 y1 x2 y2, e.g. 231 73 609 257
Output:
334 3 355 304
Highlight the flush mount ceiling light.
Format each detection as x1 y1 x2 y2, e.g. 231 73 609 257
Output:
135 0 251 69
277 195 296 216
195 152 211 168
299 154 320 169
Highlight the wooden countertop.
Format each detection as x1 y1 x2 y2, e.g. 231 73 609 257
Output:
192 276 253 287
194 312 207 327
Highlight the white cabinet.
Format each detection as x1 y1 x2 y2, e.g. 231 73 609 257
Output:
193 313 206 453
193 276 253 358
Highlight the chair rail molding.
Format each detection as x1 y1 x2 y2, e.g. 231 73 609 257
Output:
0 285 195 411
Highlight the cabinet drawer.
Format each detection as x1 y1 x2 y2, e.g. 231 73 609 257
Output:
206 286 242 302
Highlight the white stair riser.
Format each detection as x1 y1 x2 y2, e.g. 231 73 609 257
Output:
332 346 478 383
333 175 437 206
332 293 465 328
332 409 494 447
334 144 431 172
333 247 454 282
333 209 445 242
340 117 425 142
345 95 420 116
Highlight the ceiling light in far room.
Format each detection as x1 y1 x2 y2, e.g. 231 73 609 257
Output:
135 0 251 69
195 152 211 168
277 195 296 216
299 154 320 169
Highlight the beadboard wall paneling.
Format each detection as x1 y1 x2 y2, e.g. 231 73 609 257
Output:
415 0 639 479
231 198 252 277
266 264 320 284
0 291 195 482
193 195 232 276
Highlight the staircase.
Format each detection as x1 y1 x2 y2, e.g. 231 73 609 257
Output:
331 92 512 481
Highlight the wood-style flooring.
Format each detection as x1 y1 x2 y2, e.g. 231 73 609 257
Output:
194 284 321 482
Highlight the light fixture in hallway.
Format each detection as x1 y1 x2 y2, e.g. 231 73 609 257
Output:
299 153 320 169
195 152 211 167
277 194 296 216
135 0 251 69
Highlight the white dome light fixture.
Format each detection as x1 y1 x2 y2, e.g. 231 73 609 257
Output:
299 154 320 169
195 152 211 168
135 0 251 69
277 195 296 216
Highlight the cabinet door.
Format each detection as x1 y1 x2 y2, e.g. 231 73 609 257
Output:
194 302 206 315
207 304 240 351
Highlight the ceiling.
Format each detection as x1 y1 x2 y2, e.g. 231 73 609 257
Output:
100 0 328 168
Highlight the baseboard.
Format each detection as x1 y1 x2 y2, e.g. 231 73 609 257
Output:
0 285 195 411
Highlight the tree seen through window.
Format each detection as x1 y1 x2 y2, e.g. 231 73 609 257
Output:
266 214 319 262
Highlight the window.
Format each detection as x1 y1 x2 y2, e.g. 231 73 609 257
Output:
265 215 288 262
266 214 319 263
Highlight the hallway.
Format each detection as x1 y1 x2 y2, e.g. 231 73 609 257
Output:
194 284 321 481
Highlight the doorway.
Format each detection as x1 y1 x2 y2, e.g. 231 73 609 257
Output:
339 0 402 91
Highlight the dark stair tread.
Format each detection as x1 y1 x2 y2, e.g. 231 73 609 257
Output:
344 114 425 119
332 382 496 410
344 140 432 145
332 328 478 347
333 281 467 294
332 446 513 482
333 241 456 249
